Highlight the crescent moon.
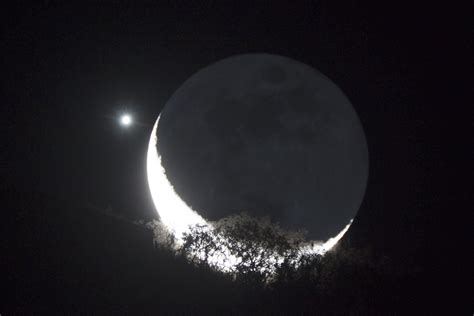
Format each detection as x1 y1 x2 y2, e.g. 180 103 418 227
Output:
147 115 207 239
147 114 352 254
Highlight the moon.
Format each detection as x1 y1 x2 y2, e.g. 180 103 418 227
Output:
147 54 368 242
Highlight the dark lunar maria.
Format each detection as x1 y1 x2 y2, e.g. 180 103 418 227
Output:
155 54 368 240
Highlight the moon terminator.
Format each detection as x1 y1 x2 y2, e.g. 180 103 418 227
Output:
148 53 368 244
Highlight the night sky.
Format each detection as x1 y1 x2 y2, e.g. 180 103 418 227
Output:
0 2 427 212
2 1 469 313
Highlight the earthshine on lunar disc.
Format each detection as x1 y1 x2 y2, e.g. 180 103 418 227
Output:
147 54 368 242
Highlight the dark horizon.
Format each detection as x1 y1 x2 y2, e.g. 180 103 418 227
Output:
2 1 469 314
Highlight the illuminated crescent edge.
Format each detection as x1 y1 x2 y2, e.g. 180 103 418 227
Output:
147 115 353 271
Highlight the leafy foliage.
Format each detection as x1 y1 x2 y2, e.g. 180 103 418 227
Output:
167 213 323 284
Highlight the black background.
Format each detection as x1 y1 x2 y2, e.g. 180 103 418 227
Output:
1 1 470 313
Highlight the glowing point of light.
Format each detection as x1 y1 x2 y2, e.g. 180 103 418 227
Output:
120 114 132 126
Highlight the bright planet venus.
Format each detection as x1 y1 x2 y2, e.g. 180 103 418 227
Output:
120 114 132 127
147 54 368 246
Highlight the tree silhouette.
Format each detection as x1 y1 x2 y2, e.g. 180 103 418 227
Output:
177 213 320 284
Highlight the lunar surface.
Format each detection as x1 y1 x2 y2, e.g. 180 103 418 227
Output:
149 54 368 241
